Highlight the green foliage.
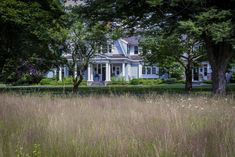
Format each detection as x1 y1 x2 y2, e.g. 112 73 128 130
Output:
231 73 235 83
39 77 87 86
176 80 186 84
16 144 41 157
130 79 163 85
79 0 235 94
65 19 107 91
109 77 128 85
159 62 184 80
163 78 177 84
203 80 212 84
13 74 43 86
0 0 66 84
39 78 58 85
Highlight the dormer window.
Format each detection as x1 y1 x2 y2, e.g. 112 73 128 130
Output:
134 46 138 54
108 44 112 53
127 45 130 54
102 44 107 53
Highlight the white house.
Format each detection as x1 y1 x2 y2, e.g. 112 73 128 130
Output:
47 36 235 84
52 0 234 85
192 61 212 82
48 36 159 86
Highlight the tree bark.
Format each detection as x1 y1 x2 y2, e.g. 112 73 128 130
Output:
204 37 233 95
185 63 192 92
72 73 83 94
212 66 227 95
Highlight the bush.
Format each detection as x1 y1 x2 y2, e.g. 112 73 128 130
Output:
109 77 128 85
163 78 177 84
203 80 212 84
39 77 87 86
58 77 73 85
176 80 185 84
231 73 235 83
130 79 163 85
130 79 139 85
39 78 58 85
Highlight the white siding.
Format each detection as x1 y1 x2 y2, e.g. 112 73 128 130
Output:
130 64 138 78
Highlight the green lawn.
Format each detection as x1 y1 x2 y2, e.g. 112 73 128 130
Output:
0 83 235 95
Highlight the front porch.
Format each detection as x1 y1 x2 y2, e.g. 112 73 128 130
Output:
87 62 128 86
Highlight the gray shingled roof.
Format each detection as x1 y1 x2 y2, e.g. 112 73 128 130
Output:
128 55 142 60
123 36 139 46
108 54 126 58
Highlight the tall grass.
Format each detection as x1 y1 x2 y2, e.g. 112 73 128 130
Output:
0 94 235 157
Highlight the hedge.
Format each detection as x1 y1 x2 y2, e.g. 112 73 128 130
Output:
130 79 163 85
109 77 128 85
39 77 87 86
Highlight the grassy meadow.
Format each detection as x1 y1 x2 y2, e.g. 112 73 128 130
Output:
0 93 235 157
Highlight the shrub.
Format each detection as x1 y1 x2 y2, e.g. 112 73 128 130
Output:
130 79 163 85
39 78 57 85
39 77 87 86
203 80 212 84
176 80 185 84
231 73 235 83
11 74 43 85
110 77 128 85
130 79 140 85
57 77 73 85
163 78 177 84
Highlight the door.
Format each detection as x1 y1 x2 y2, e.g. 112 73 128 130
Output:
193 68 199 81
112 66 121 76
102 65 106 81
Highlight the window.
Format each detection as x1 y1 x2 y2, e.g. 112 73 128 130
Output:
200 68 203 72
147 67 151 74
152 67 156 74
204 65 207 76
127 45 130 54
134 46 138 54
108 44 112 53
98 64 101 74
102 44 107 53
138 47 142 53
142 66 146 74
116 67 120 75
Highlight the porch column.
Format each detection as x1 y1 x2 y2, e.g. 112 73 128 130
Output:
59 66 62 81
122 63 125 77
88 64 93 81
138 64 142 79
105 62 111 82
126 63 131 81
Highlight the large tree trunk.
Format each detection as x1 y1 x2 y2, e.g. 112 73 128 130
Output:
72 74 83 94
185 64 192 92
212 66 227 95
204 38 233 95
0 58 5 78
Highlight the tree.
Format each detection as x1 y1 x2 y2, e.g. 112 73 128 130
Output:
141 33 204 91
65 21 107 93
0 0 65 84
79 0 235 95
